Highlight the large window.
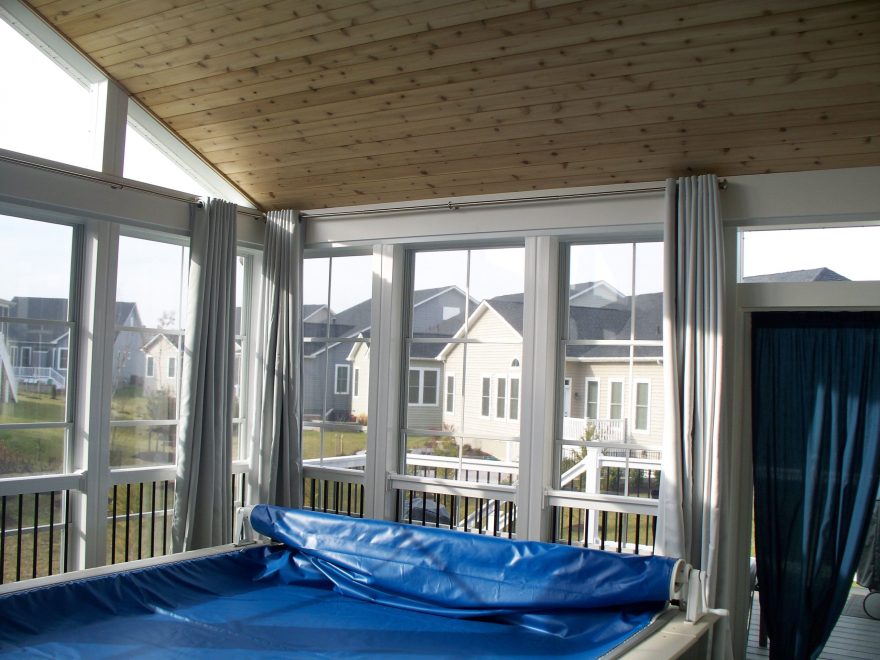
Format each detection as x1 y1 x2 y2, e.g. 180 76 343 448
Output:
0 215 75 477
302 254 371 469
110 235 188 468
403 247 525 479
556 241 664 546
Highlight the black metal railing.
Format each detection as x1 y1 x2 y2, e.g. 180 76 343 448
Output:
396 488 516 538
404 464 517 487
303 476 365 518
551 505 657 554
1 490 71 584
108 473 249 565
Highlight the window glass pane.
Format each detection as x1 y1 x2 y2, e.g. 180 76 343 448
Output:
303 255 370 470
559 242 663 497
123 122 213 197
111 236 187 468
509 378 520 421
470 247 525 330
445 375 454 413
411 250 468 337
481 377 491 417
422 369 438 405
742 226 880 282
110 425 175 469
0 19 99 169
496 377 507 418
0 216 74 478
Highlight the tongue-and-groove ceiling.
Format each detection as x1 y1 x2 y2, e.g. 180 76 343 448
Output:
24 0 880 211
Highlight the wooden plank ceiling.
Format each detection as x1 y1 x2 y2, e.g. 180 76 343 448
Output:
25 0 880 210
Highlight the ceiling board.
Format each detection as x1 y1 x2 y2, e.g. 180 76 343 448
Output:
24 0 880 210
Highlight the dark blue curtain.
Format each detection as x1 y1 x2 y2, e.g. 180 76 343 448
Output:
752 312 880 660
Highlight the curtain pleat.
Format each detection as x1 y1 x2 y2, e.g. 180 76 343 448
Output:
256 210 303 507
752 312 880 659
657 174 725 605
172 198 237 552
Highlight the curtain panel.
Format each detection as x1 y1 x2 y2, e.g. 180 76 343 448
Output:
255 209 303 507
752 311 880 659
173 198 237 551
657 174 725 603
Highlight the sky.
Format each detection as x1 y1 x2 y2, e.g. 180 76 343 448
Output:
2 15 878 318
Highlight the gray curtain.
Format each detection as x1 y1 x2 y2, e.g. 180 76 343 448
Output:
656 174 725 600
256 209 303 507
173 198 237 551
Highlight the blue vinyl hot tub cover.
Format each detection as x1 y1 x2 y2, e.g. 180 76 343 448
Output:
249 505 679 636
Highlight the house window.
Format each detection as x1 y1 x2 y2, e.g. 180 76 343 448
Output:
635 381 650 432
584 378 599 421
302 254 371 472
509 377 520 421
57 348 68 370
0 215 75 477
445 374 455 414
408 367 439 405
609 379 624 420
145 356 155 377
335 364 350 395
167 356 176 379
480 377 491 417
496 376 507 418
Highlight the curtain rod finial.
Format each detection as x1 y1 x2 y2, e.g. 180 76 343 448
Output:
718 179 729 190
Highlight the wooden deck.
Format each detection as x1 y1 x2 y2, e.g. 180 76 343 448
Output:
747 587 880 660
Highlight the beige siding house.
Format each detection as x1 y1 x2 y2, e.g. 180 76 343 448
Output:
142 334 180 395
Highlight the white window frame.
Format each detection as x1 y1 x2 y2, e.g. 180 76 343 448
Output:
167 355 176 379
633 379 651 433
335 364 351 395
408 367 440 406
145 355 155 378
353 367 360 397
21 346 31 366
584 377 600 421
609 378 625 420
445 373 455 414
509 375 520 422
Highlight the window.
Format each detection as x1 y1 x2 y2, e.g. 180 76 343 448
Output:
232 253 254 463
0 215 75 477
57 348 68 370
408 367 439 405
741 226 880 283
584 378 599 421
335 364 350 395
609 379 624 420
634 381 651 432
302 254 371 470
404 247 524 486
110 235 188 469
496 377 507 418
556 241 664 529
445 374 455 414
509 377 520 421
481 377 491 417
0 12 104 170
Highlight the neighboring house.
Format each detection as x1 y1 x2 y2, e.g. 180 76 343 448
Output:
112 302 147 387
308 286 473 424
742 267 849 283
141 333 180 395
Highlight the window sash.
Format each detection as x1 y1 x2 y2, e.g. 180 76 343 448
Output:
335 364 350 395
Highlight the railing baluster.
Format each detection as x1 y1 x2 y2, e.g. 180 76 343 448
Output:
1 495 6 585
463 498 470 533
150 482 157 558
48 491 55 575
137 482 144 560
124 484 131 563
634 514 641 555
32 492 39 579
617 513 624 553
63 490 70 573
16 493 23 582
111 485 118 564
162 481 169 555
600 510 607 551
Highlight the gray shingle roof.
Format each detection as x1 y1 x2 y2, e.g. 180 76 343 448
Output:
742 267 849 283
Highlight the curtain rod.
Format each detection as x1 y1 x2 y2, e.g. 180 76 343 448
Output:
0 152 265 219
300 180 726 220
